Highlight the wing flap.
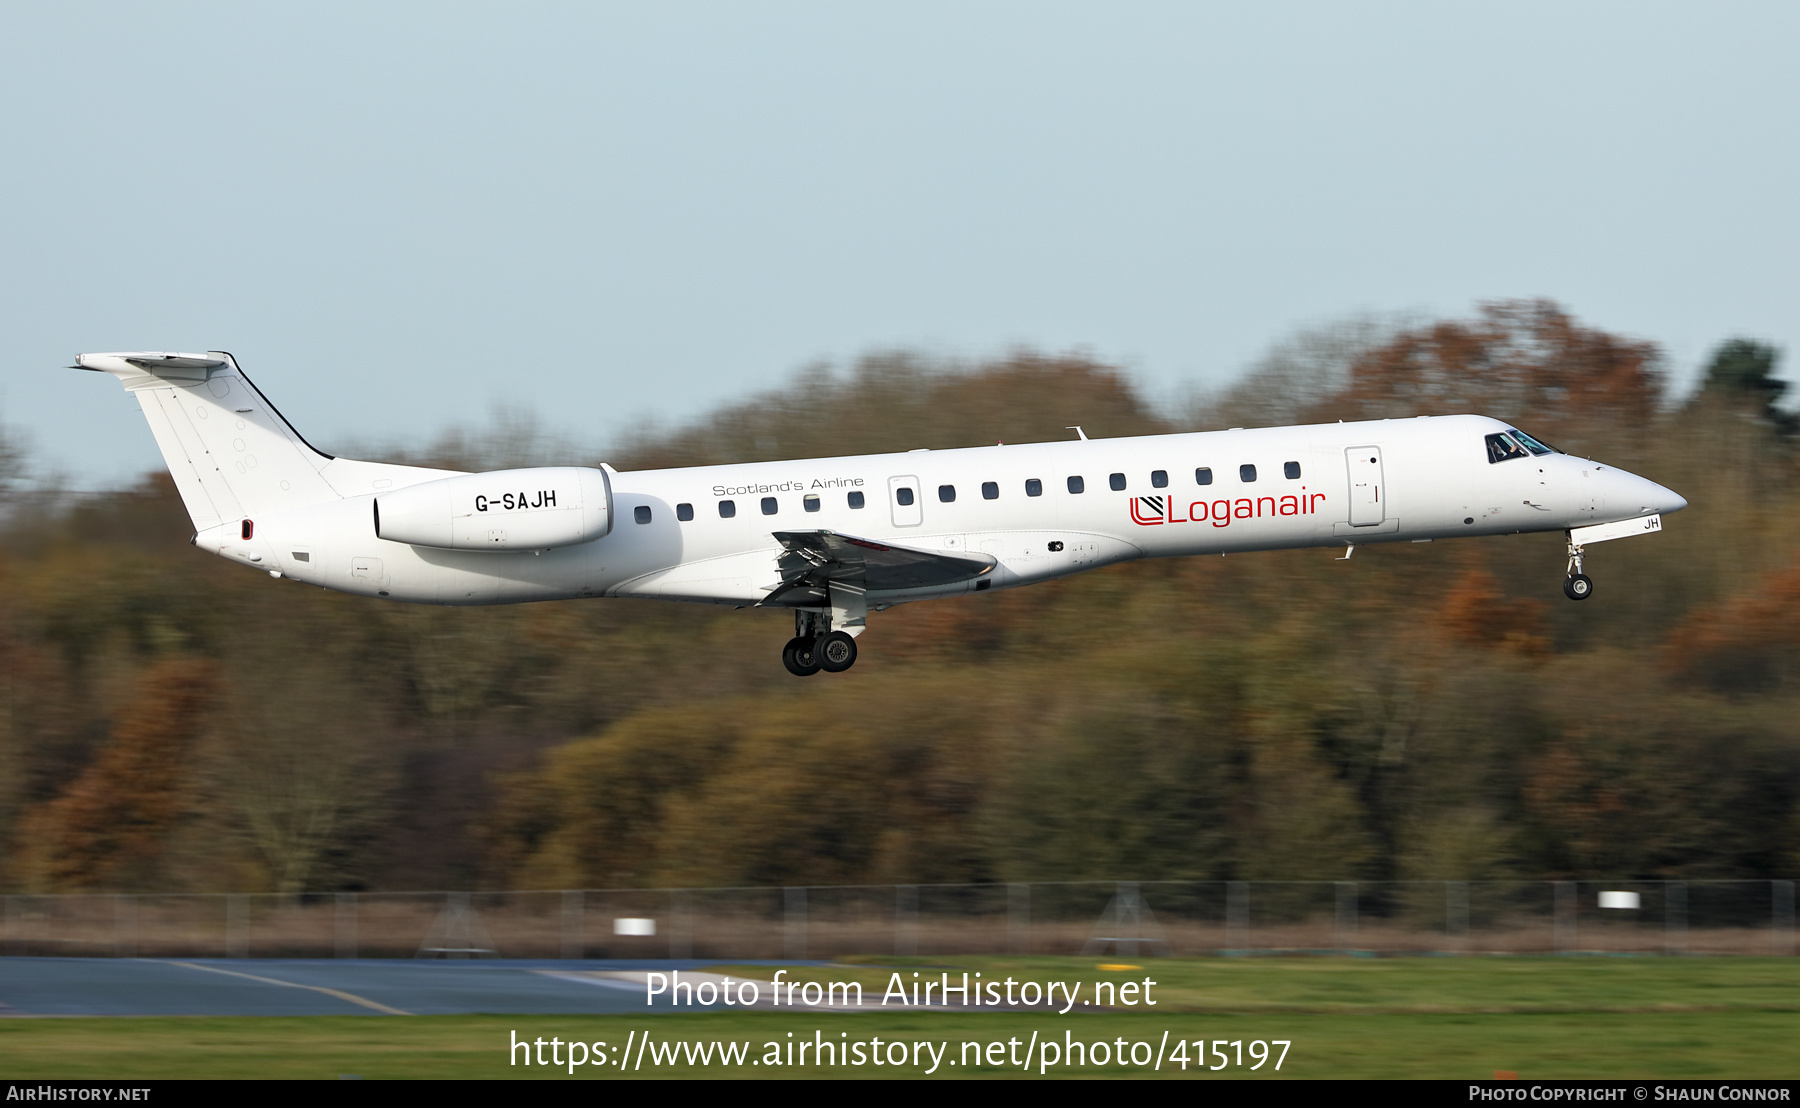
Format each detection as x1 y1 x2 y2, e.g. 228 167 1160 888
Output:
764 530 994 605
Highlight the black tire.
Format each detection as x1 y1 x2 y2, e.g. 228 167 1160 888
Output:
1563 573 1594 601
817 630 858 673
782 636 822 676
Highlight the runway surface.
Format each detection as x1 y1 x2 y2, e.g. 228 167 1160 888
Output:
0 958 809 1017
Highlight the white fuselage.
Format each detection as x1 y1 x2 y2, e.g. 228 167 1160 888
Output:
210 414 1684 609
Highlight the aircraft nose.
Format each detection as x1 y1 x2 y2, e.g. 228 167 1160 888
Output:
1615 470 1686 515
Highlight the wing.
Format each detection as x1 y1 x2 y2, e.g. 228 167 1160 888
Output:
762 530 996 606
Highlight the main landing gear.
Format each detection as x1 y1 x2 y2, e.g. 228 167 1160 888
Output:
1563 532 1594 601
782 636 821 676
781 611 861 677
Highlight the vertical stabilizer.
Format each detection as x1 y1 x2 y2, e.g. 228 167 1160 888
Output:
74 352 341 529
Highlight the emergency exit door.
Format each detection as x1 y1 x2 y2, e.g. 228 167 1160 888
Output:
889 474 922 527
1345 447 1385 527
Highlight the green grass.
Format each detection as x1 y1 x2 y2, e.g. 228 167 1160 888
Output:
3 957 1797 1079
722 954 1800 1014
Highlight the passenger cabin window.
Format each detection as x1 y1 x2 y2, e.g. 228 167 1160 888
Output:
1284 461 1301 480
982 481 999 500
718 500 736 518
1026 478 1043 497
848 491 865 509
803 494 821 513
1067 475 1085 494
1151 470 1168 488
634 505 652 524
896 487 915 506
761 497 778 515
1109 472 1126 491
939 484 956 503
1240 464 1257 482
1196 467 1213 486
1486 432 1532 464
676 502 694 521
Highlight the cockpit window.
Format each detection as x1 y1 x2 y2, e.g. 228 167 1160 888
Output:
1508 428 1556 456
1485 432 1530 464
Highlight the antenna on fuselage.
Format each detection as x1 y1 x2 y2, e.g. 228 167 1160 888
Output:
1066 426 1089 441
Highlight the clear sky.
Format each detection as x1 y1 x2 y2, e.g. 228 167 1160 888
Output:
3 2 1795 486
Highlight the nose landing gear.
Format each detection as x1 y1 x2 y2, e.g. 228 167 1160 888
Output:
1563 532 1593 601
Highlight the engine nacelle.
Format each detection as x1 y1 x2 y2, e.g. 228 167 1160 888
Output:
375 467 613 551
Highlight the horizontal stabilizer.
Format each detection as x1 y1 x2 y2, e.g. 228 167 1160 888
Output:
124 354 228 371
74 352 229 385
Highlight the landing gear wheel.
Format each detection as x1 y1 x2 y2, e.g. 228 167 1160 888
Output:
1563 574 1593 601
782 636 822 676
817 631 858 673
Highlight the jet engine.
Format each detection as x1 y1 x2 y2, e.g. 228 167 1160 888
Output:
374 467 613 551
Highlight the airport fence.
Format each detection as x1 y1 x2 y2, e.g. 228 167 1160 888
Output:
1 879 1793 960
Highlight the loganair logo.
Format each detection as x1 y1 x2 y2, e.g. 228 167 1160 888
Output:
1130 490 1326 528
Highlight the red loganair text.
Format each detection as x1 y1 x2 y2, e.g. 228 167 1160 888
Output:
1130 490 1325 527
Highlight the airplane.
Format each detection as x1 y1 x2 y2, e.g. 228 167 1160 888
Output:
75 351 1688 676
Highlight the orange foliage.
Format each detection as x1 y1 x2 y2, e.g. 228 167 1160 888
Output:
1662 560 1800 683
1340 300 1662 439
14 658 218 890
876 579 1057 661
1434 565 1550 656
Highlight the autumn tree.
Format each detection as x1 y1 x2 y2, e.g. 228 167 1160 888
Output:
617 350 1168 471
1335 300 1665 453
13 658 218 891
1183 315 1404 431
207 649 398 894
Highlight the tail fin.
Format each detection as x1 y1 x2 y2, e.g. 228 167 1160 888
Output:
74 351 342 530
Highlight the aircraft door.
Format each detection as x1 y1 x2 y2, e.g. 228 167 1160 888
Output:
888 475 922 527
351 555 391 592
1345 447 1385 527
